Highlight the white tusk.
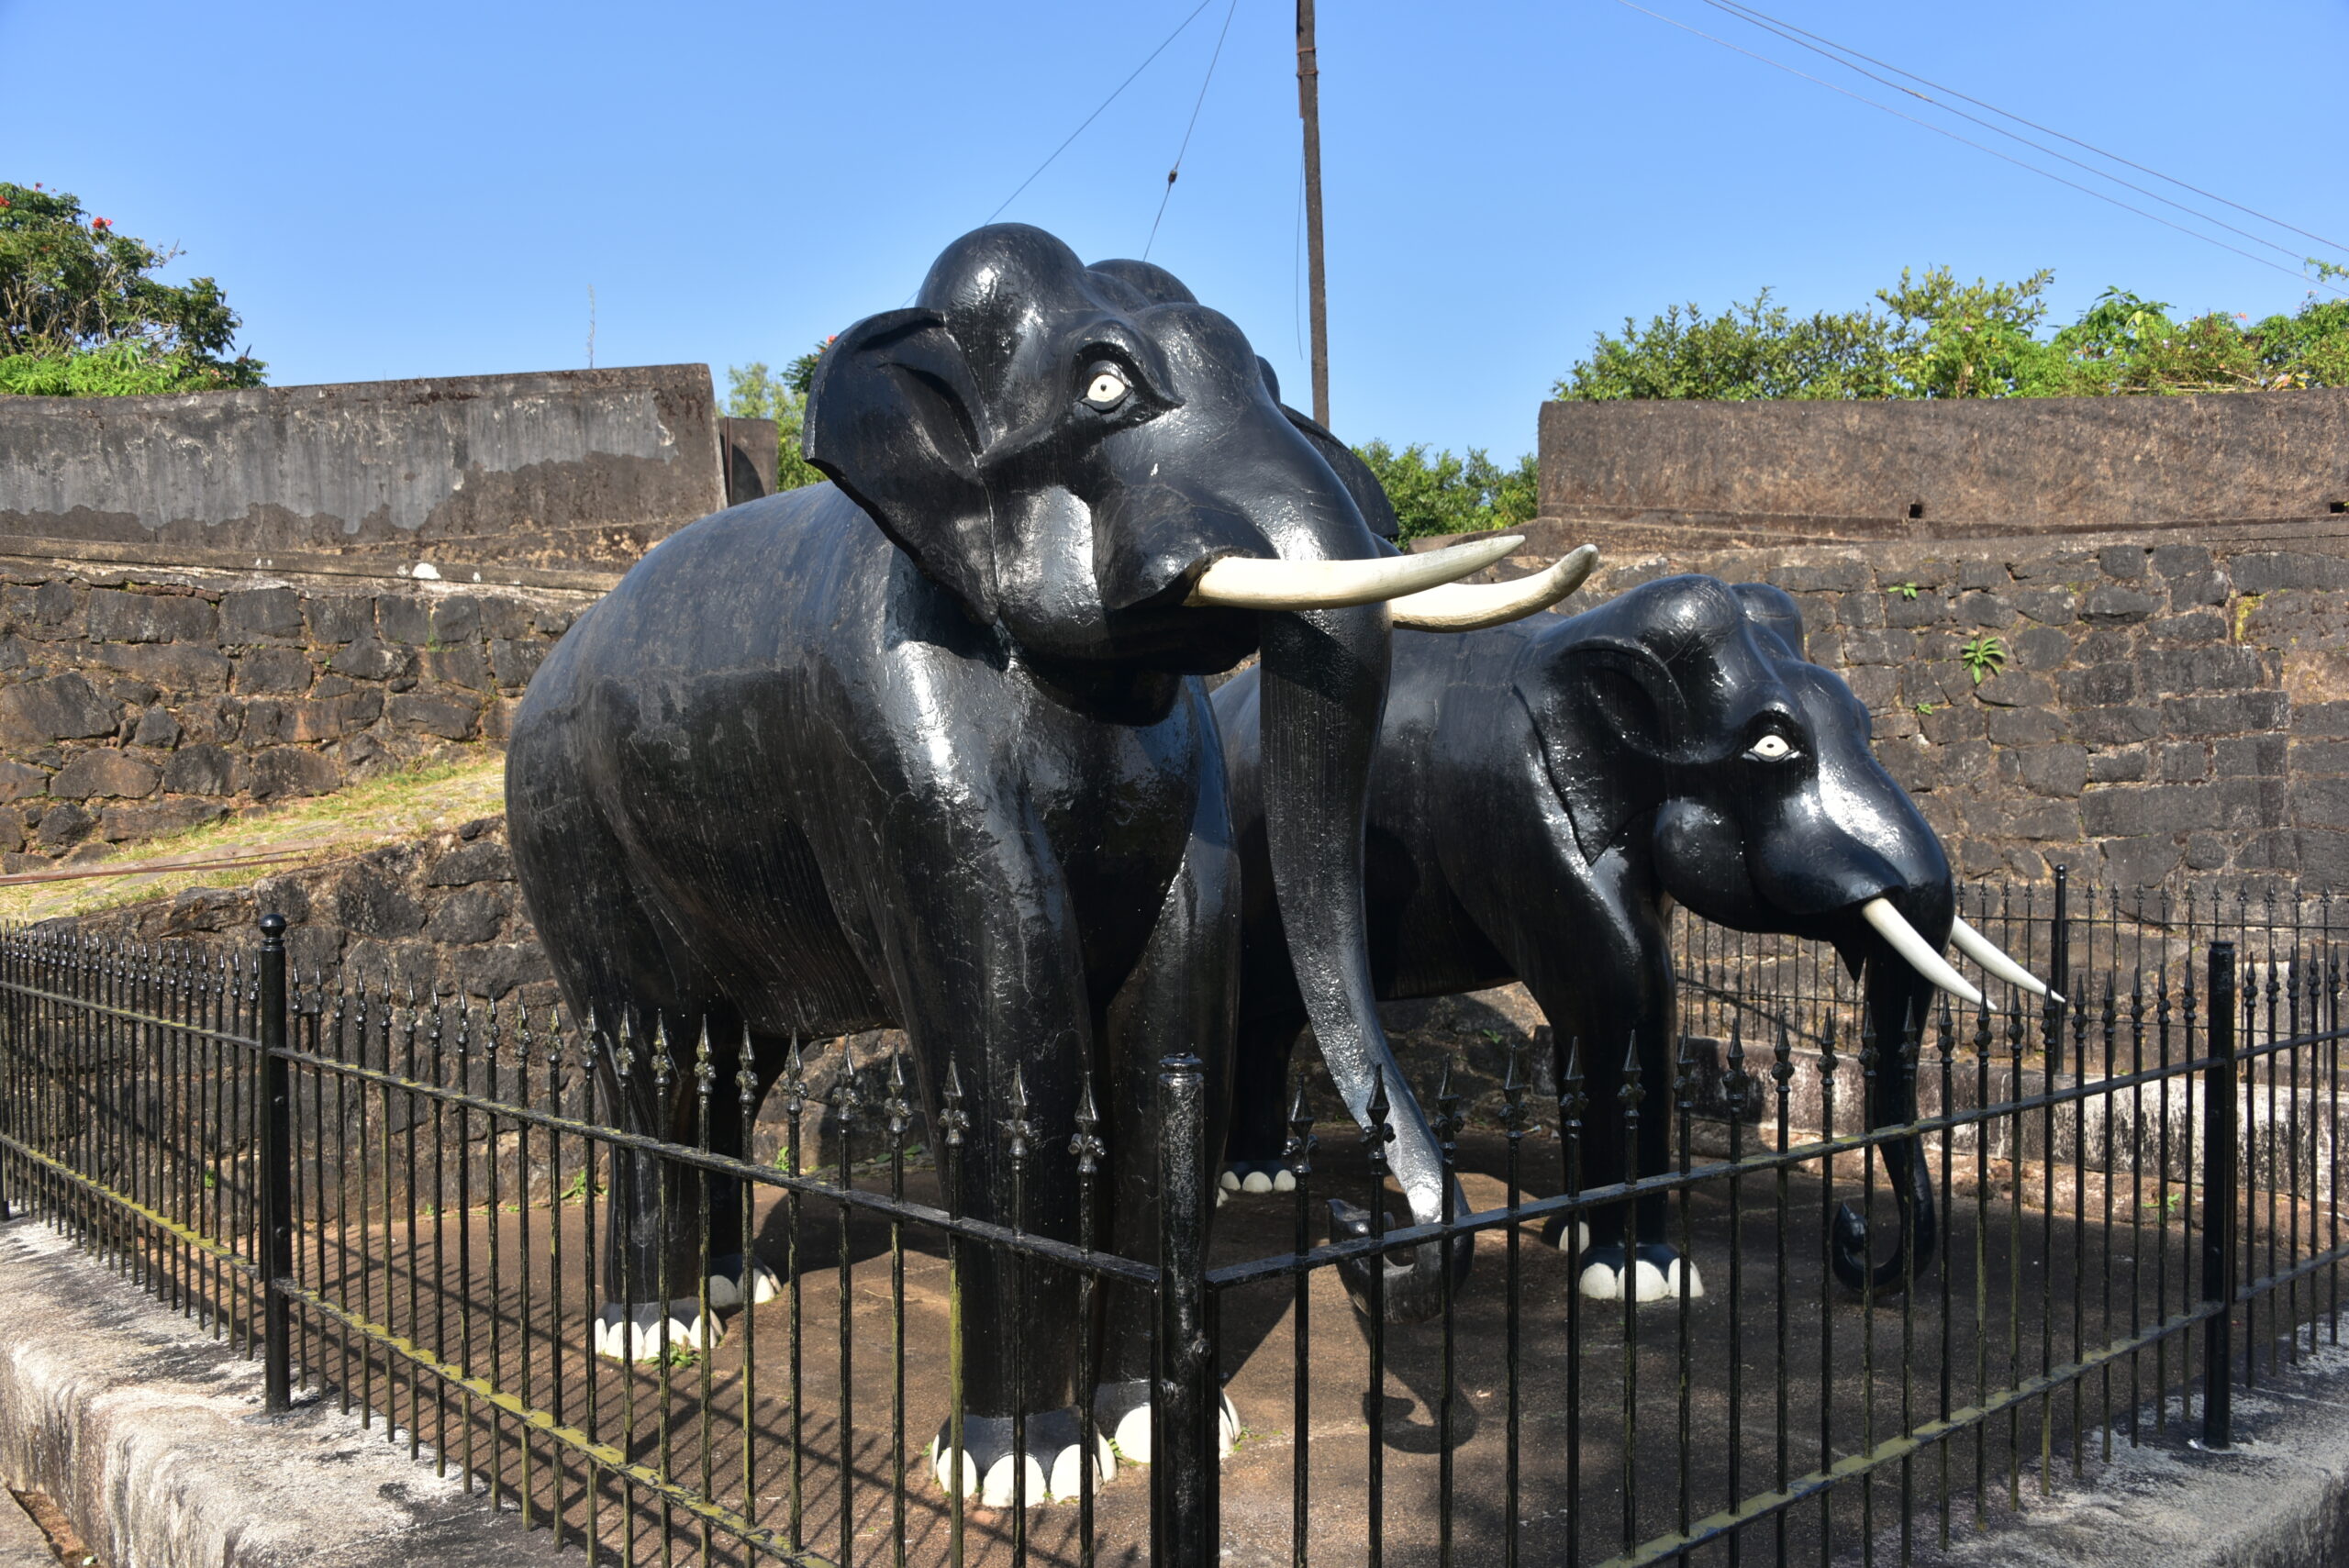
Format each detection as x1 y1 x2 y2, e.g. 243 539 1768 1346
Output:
1184 534 1523 612
1390 544 1599 631
1948 916 2064 1004
1860 897 1985 1008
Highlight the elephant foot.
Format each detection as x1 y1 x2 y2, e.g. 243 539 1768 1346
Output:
1540 1216 1592 1253
593 1298 717 1361
1575 1243 1705 1303
1218 1160 1297 1196
706 1252 781 1308
1090 1378 1241 1466
928 1409 1113 1507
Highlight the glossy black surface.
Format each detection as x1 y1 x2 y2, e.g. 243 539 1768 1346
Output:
1220 574 1952 1280
505 224 1460 1442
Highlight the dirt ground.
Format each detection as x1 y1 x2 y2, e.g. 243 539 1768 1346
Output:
212 1121 2343 1568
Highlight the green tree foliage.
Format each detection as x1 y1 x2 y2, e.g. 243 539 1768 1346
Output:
0 181 262 395
1556 266 2349 401
722 340 833 492
1351 440 1540 543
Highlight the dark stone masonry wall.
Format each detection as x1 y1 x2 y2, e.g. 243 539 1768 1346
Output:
0 562 604 867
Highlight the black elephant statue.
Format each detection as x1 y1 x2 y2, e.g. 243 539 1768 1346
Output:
1216 573 2054 1301
504 224 1588 1507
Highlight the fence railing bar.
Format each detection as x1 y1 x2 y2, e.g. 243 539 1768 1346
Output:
0 977 262 1049
0 1130 259 1275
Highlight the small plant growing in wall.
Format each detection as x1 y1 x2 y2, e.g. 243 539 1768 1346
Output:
1889 581 1922 601
1960 634 2008 685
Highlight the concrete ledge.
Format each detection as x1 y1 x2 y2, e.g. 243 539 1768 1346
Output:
0 1217 565 1568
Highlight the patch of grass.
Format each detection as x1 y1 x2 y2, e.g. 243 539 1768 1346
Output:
1 750 507 923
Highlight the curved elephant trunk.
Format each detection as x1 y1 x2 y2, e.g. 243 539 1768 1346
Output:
1830 961 1941 1297
1258 604 1472 1323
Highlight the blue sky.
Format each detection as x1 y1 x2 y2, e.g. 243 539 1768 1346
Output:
6 0 2343 458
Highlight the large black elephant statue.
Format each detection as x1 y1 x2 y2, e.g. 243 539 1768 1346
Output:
1217 574 2054 1301
504 224 1586 1506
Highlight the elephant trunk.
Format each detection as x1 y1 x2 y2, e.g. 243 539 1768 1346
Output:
1258 603 1472 1324
1831 959 1941 1296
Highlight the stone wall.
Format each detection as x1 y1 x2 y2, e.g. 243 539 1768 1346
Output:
0 364 773 569
0 557 606 864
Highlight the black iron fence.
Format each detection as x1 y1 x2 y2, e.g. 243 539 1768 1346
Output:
0 880 2343 1567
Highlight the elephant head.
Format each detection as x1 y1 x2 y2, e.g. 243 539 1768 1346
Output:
1518 574 2050 1294
803 226 1560 1315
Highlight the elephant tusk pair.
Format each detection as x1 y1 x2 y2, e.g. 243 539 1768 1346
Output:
1861 897 1984 1009
1948 916 2065 1004
1186 533 1592 621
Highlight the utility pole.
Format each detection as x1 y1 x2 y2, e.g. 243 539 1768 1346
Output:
1297 0 1330 426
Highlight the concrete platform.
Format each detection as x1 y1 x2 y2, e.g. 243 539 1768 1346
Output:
0 1216 566 1568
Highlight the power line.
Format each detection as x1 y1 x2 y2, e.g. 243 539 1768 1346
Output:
1145 0 1242 261
1693 0 2340 269
1608 0 2348 299
982 0 1218 228
1700 0 2349 259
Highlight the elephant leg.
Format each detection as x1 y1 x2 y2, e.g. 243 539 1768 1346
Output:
1219 1010 1308 1195
1094 795 1242 1466
864 818 1108 1507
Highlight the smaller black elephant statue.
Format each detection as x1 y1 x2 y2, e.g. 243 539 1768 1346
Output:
1217 573 2055 1301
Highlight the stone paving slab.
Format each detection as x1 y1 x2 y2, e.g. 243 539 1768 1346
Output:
0 1492 56 1568
0 1216 566 1568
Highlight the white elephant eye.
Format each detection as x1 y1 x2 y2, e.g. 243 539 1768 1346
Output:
1746 733 1797 762
1083 368 1130 408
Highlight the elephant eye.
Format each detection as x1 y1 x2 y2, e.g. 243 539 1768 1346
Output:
1082 365 1130 409
1745 733 1797 762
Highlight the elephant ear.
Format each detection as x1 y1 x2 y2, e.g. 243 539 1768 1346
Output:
1731 582 1808 661
802 307 999 623
1279 398 1402 545
1514 630 1685 865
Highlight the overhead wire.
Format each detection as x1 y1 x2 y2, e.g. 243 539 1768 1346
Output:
1692 0 2343 268
1698 0 2349 259
1607 0 2349 299
1145 0 1243 261
981 0 1218 228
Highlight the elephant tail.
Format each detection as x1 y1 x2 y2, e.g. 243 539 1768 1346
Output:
1831 1135 1938 1297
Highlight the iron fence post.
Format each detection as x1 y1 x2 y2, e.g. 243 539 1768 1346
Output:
2202 940 2237 1451
1154 1051 1214 1566
2048 866 2070 1077
258 912 294 1413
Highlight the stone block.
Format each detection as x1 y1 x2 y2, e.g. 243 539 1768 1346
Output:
2297 702 2349 737
376 595 434 644
130 706 181 748
2009 625 2071 672
0 673 119 743
240 748 343 800
1955 559 2005 592
2293 739 2349 775
328 638 409 682
2004 799 2080 840
422 644 489 691
2215 776 2288 829
34 802 94 849
1922 703 1987 743
49 749 160 800
232 646 317 695
161 743 235 795
426 886 509 945
532 605 575 637
220 587 303 641
6 579 83 638
2080 584 2159 625
2233 828 2299 871
1841 628 1915 665
1985 706 2060 746
100 798 228 840
2149 544 2212 579
1960 591 2016 628
489 639 545 688
480 695 522 741
2232 552 2349 594
96 642 231 694
2074 627 2134 664
1974 672 2054 709
1770 561 1871 594
388 691 481 740
2167 572 2230 609
1835 589 1885 629
2010 588 2078 626
2136 645 2263 695
477 596 535 640
2184 831 2230 871
2087 747 2147 783
85 588 216 643
2289 774 2349 831
2099 835 2184 885
328 869 427 939
450 942 552 1001
2161 691 2288 736
2016 743 2088 799
2059 663 2136 706
2299 830 2349 888
285 922 344 975
2010 551 2096 583
2144 612 2225 646
0 759 45 800
429 597 482 644
2215 736 2288 776
2099 546 2147 581
1884 592 1946 628
2081 789 2147 836
2159 743 2210 782
424 839 515 886
304 595 374 644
